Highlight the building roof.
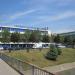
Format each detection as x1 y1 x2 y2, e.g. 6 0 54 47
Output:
0 25 48 32
59 31 75 36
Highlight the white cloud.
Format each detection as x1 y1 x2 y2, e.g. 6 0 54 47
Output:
9 9 37 20
51 11 75 21
36 11 75 24
1 9 38 23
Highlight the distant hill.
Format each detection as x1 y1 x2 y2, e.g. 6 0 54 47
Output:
59 31 75 38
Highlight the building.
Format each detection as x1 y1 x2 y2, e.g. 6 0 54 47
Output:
0 25 51 35
0 25 51 50
59 31 75 38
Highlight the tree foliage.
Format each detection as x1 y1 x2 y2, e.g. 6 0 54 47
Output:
42 34 50 43
64 36 73 45
10 32 20 43
19 34 26 42
73 38 75 48
56 45 62 55
46 44 58 60
0 29 51 43
1 29 10 43
59 36 64 44
54 34 60 43
23 30 31 42
29 30 41 42
50 34 55 43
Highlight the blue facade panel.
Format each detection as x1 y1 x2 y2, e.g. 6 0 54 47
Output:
10 28 25 32
10 28 16 31
0 27 1 30
1 27 10 31
19 29 25 32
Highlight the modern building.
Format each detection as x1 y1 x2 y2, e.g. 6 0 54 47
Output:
59 31 75 38
0 25 51 50
0 25 51 35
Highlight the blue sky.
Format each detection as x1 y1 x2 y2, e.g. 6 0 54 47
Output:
0 0 75 33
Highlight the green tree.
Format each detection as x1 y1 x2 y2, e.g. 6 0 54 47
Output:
73 38 75 48
59 35 64 44
54 34 60 43
1 28 10 43
10 32 20 43
19 34 26 42
64 36 68 45
46 44 58 60
64 36 73 46
23 30 31 42
69 36 73 45
29 30 41 42
50 34 55 43
0 32 2 42
42 34 50 43
56 45 62 55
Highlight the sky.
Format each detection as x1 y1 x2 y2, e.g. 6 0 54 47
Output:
0 0 75 33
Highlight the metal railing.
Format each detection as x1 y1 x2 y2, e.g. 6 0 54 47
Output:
0 53 54 75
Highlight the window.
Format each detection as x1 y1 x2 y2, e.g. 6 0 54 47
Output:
10 28 15 31
0 27 2 30
15 28 25 32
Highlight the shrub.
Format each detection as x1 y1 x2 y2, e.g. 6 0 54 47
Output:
57 47 62 55
56 45 62 55
46 44 58 60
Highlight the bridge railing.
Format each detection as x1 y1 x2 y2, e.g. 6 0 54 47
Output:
0 53 54 75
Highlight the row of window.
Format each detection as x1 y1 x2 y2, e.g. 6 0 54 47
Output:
0 27 26 32
0 27 47 34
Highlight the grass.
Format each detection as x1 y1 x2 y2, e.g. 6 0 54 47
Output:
5 48 75 68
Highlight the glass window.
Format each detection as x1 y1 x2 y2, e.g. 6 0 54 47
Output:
10 28 15 31
10 28 25 32
2 27 9 31
19 29 25 32
0 27 2 30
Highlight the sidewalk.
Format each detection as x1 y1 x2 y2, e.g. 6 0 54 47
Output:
0 58 20 75
43 62 75 74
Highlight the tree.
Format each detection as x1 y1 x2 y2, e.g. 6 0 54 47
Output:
1 29 10 52
19 34 26 42
59 36 64 44
64 36 73 46
42 34 50 43
29 30 42 42
0 32 2 42
23 30 31 42
50 34 55 43
46 44 58 60
10 32 20 43
54 34 60 43
69 36 73 45
73 38 75 48
1 28 10 43
56 45 62 55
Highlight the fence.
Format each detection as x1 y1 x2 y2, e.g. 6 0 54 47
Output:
0 53 54 75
